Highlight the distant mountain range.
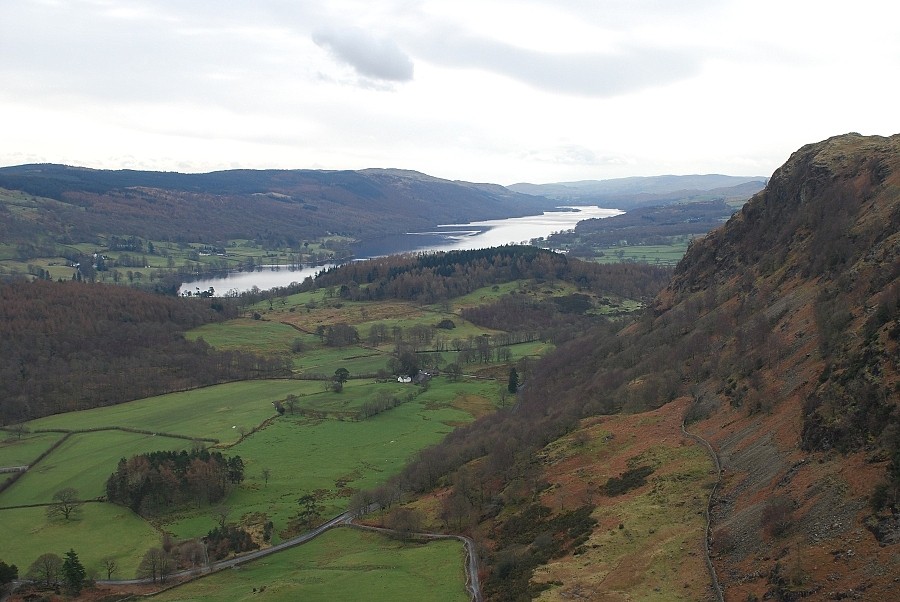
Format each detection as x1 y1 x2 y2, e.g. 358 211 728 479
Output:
0 164 766 250
0 164 554 247
511 174 767 209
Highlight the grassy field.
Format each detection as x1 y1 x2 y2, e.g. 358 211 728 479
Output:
1 374 496 576
0 431 190 506
0 503 164 578
0 431 63 468
24 380 320 443
593 242 689 266
161 378 484 540
151 527 469 602
190 292 549 378
187 319 303 355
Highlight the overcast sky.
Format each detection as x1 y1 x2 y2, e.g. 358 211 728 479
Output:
1 0 898 184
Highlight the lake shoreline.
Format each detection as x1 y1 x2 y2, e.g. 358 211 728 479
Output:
179 206 621 296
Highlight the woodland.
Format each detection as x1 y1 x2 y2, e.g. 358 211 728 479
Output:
105 449 245 515
0 280 290 424
541 199 740 257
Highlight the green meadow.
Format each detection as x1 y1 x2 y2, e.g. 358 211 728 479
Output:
594 242 689 266
24 380 319 443
0 431 190 506
162 379 481 540
0 504 164 578
187 319 303 355
0 431 63 468
152 528 469 602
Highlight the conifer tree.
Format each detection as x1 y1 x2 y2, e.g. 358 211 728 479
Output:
508 367 519 394
61 549 86 596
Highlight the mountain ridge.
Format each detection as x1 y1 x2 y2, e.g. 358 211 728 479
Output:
509 174 767 210
0 164 556 250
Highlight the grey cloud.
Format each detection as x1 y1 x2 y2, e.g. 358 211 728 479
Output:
414 31 701 97
313 26 414 82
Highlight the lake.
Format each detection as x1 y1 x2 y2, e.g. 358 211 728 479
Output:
179 206 621 295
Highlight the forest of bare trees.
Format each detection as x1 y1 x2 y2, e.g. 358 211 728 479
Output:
0 279 291 424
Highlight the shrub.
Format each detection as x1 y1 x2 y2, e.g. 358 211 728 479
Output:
604 466 654 496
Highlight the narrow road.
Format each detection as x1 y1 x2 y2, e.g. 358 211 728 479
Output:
681 420 724 602
97 509 357 586
97 507 484 602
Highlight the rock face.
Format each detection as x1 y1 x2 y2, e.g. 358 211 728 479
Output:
664 133 899 301
664 133 900 601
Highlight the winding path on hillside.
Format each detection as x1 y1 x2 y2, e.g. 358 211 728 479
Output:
681 420 724 602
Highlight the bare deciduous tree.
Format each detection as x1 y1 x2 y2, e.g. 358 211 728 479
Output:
102 557 118 580
46 487 82 521
26 553 62 587
137 547 171 583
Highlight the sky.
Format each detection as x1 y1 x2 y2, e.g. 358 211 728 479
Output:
1 0 898 185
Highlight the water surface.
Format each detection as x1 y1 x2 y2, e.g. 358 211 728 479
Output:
180 206 620 295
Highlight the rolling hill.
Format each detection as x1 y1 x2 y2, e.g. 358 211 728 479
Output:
0 164 555 250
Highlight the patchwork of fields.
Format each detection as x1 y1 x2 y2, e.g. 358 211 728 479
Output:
0 285 558 595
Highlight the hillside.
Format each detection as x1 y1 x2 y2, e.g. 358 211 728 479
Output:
668 133 900 600
369 133 898 600
0 164 553 250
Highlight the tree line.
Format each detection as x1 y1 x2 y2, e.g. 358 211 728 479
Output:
307 246 671 304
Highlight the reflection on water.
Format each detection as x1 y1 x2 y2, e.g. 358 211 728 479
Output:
179 264 335 297
354 206 620 256
180 206 621 295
